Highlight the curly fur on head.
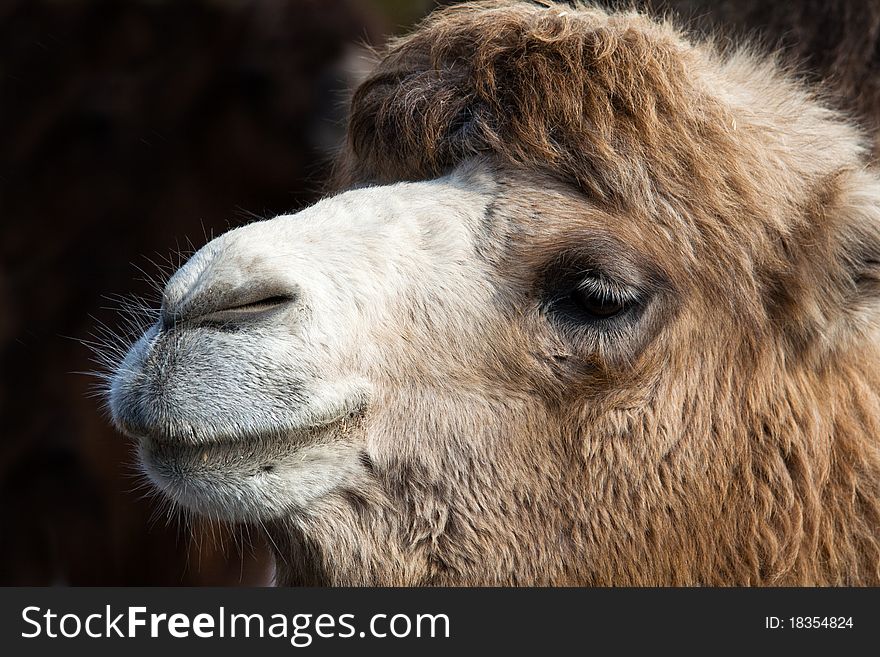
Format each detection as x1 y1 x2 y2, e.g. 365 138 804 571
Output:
341 1 723 200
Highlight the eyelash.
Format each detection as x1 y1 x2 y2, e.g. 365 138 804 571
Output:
573 274 637 307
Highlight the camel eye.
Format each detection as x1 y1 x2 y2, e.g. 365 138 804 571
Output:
548 274 639 326
570 287 627 319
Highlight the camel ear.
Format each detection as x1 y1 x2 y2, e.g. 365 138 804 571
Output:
833 171 880 309
822 169 880 346
767 169 880 355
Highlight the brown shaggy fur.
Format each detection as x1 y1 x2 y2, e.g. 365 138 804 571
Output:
636 0 880 160
312 1 880 585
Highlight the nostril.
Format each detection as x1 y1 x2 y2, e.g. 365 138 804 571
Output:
161 286 298 330
195 291 297 326
221 294 296 315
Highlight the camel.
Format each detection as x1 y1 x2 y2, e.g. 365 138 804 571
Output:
107 1 880 585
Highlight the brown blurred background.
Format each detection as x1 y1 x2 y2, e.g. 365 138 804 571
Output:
2 0 877 585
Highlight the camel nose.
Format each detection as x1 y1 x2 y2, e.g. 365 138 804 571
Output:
160 282 299 331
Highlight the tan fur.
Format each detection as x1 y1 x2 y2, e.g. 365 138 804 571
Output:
268 1 880 585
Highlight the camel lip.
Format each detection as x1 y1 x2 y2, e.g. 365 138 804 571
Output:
139 435 295 476
134 404 367 469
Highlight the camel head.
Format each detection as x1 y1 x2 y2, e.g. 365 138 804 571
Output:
107 1 880 585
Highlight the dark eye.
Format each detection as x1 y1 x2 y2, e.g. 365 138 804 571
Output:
570 287 627 319
549 274 638 325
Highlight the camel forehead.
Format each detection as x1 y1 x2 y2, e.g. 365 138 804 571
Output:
245 175 495 255
256 170 495 236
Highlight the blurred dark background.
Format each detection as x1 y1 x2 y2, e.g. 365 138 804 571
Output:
2 0 878 585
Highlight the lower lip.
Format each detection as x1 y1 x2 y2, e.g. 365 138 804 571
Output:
140 438 269 474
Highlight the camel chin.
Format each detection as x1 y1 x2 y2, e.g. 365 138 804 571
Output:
137 435 366 522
